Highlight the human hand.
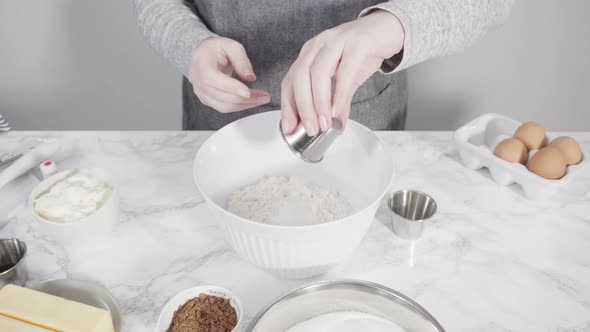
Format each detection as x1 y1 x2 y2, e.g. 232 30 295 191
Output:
280 11 405 135
188 37 271 113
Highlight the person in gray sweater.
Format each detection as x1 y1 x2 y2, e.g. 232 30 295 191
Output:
133 0 514 133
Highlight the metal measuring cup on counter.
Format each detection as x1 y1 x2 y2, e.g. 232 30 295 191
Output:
280 118 344 163
388 190 438 240
0 238 28 287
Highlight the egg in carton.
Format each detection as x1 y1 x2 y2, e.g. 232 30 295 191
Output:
454 113 587 200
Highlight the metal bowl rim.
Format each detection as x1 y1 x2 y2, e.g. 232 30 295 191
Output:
246 279 445 332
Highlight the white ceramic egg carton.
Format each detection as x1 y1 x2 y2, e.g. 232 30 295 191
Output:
454 113 588 200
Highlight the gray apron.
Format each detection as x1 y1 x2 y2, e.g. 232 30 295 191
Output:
183 0 408 130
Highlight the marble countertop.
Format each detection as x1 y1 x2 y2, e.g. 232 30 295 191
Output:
1 131 589 331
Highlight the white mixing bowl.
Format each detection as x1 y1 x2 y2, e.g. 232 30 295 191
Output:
193 111 394 279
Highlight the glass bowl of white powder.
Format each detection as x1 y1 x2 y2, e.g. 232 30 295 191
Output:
247 280 445 332
194 111 394 279
28 168 118 245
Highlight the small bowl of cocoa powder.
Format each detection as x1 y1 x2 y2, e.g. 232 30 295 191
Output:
156 285 242 332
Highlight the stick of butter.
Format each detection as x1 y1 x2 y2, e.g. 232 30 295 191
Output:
0 315 51 332
0 285 115 332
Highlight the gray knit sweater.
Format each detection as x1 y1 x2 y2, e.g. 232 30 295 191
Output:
133 0 514 130
134 0 513 76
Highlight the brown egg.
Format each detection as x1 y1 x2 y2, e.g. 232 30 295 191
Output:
513 122 546 150
493 138 528 164
548 136 583 165
527 147 567 179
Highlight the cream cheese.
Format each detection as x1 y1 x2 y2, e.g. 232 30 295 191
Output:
33 172 113 222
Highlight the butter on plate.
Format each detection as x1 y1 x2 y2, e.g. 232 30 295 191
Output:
0 285 115 332
0 315 49 332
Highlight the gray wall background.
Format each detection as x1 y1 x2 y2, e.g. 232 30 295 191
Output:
1 0 588 130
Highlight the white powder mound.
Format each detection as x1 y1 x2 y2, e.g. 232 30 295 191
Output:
226 176 353 226
286 311 406 332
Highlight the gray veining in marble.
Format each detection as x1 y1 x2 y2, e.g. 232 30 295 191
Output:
1 131 589 331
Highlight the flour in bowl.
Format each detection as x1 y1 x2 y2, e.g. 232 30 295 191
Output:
226 176 353 226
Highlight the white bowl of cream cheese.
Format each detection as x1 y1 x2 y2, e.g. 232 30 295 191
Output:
28 168 119 245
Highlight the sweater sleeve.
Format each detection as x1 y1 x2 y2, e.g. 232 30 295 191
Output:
360 0 515 73
132 0 217 77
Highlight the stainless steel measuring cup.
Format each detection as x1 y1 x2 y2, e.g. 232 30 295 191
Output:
280 118 343 163
388 190 438 240
0 238 28 286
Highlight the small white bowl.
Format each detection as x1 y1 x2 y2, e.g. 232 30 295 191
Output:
28 168 119 245
155 286 243 332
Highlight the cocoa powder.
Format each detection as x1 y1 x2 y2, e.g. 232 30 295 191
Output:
167 293 237 332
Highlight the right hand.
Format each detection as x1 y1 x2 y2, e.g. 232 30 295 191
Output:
188 37 271 113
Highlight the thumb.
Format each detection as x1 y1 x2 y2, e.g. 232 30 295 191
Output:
223 41 256 82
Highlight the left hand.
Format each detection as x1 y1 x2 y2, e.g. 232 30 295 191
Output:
280 10 405 135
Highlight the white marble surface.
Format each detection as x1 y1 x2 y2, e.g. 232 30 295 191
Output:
1 131 589 332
